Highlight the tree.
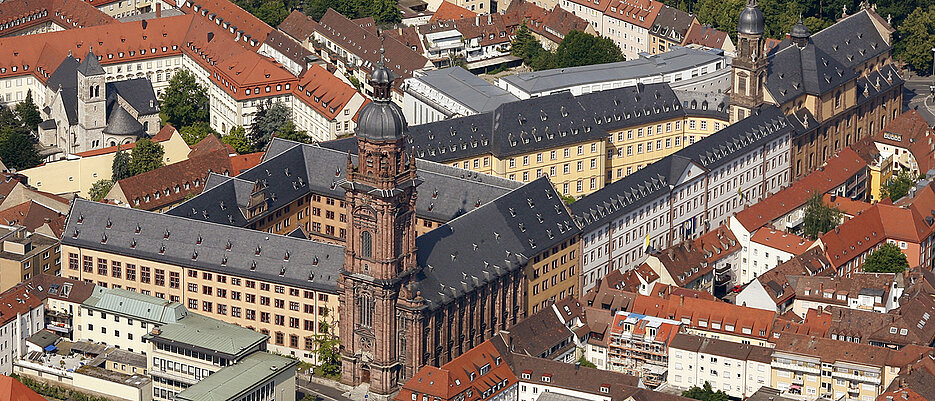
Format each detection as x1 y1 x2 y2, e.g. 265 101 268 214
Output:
304 0 400 23
180 121 218 146
577 356 597 368
561 195 576 205
0 124 40 170
223 126 254 154
694 0 745 36
250 101 292 150
894 5 935 74
311 308 341 378
129 138 165 176
802 191 843 239
112 148 131 181
550 31 624 69
370 0 401 24
512 23 550 69
275 121 312 144
682 382 729 401
882 170 917 201
88 179 114 201
14 91 41 131
159 70 209 129
863 242 910 273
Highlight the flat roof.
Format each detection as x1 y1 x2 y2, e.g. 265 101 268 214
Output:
146 312 267 357
409 67 517 114
175 352 296 401
498 47 724 94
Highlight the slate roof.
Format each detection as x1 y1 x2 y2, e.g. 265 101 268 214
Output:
106 78 159 116
77 51 105 76
168 138 522 226
765 9 893 105
409 177 579 309
409 82 697 163
649 5 694 43
83 285 188 323
46 56 80 125
64 199 345 292
102 105 145 137
571 105 794 231
407 67 518 115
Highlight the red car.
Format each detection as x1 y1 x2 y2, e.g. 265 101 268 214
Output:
731 285 742 293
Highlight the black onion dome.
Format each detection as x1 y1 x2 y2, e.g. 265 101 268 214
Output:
356 101 407 142
738 0 765 35
790 17 810 39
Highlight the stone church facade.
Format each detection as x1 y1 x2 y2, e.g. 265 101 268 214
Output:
38 50 160 157
338 62 576 394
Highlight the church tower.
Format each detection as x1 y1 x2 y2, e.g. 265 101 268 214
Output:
338 55 421 394
729 0 767 123
76 50 106 148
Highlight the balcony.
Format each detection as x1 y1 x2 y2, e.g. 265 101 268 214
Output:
832 370 880 384
772 360 820 374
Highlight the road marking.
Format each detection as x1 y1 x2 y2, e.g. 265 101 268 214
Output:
298 383 341 401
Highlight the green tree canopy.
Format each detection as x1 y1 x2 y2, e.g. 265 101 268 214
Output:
129 138 165 176
223 126 254 154
304 1 400 23
802 191 843 239
863 242 910 273
159 70 209 129
275 121 312 144
180 121 218 146
682 382 729 401
89 179 114 201
895 5 935 74
14 91 41 131
882 170 918 202
250 102 292 150
0 105 41 170
549 31 624 69
112 148 131 181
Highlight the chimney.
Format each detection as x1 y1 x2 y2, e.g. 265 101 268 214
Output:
679 294 684 306
830 194 836 201
475 15 480 25
156 2 162 18
574 362 580 370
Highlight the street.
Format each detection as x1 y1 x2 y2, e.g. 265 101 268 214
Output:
295 375 354 401
903 72 935 122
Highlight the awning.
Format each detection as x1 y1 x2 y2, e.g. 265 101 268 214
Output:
790 385 801 390
44 345 57 352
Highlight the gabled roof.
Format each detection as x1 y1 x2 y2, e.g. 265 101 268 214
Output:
430 1 475 22
109 147 233 211
0 200 67 237
504 303 576 358
573 105 794 231
145 312 267 357
632 293 776 340
180 0 274 51
0 0 113 37
0 375 46 401
649 5 694 42
293 63 362 120
409 177 579 309
63 198 345 292
278 10 319 42
396 338 516 401
683 24 728 49
407 67 518 115
84 285 188 323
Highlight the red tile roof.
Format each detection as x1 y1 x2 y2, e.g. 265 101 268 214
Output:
873 109 935 172
602 0 662 30
180 0 274 51
430 2 476 22
230 152 264 174
683 24 728 49
735 147 867 231
0 281 46 326
823 193 872 218
0 375 47 401
632 293 776 340
649 225 739 287
396 339 517 401
649 283 717 301
0 0 113 37
278 10 320 42
603 263 659 292
751 228 813 255
505 0 590 44
294 63 362 120
0 200 67 237
73 125 178 158
111 147 232 211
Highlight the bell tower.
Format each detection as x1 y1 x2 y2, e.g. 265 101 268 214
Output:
338 54 421 395
77 50 107 147
729 0 767 123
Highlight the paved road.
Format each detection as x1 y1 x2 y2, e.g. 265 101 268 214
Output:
903 73 935 122
295 376 353 401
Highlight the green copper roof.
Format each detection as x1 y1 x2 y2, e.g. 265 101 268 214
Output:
175 352 296 401
146 312 267 357
83 286 187 324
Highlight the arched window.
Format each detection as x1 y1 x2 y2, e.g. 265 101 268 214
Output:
360 231 372 259
358 293 374 328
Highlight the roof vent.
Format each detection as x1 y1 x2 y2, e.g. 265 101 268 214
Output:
250 261 257 271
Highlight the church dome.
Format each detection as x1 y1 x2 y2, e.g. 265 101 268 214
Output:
790 18 810 39
738 0 765 35
356 101 406 142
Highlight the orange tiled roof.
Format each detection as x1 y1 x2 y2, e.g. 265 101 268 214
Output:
73 125 178 157
0 0 113 37
873 109 935 172
396 339 517 401
230 152 264 174
294 64 360 120
278 10 320 42
179 0 274 51
683 24 728 49
822 193 872 217
0 375 47 401
430 1 476 22
735 147 867 231
0 200 67 237
632 293 775 340
602 0 661 30
751 228 813 255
